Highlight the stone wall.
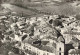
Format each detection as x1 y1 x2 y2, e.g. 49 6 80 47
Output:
21 43 55 55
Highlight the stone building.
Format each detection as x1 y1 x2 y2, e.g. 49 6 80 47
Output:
21 35 80 55
56 35 80 55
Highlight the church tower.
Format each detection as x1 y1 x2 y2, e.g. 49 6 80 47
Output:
56 36 65 55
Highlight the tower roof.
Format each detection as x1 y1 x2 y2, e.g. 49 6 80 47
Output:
58 36 65 43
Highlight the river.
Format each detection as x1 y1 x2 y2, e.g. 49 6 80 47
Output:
2 3 80 17
1 3 44 17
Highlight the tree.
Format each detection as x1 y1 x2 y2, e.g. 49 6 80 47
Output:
75 14 80 20
53 19 63 27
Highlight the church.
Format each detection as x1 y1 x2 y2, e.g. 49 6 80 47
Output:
56 36 80 55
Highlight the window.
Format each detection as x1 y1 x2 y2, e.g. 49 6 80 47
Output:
59 48 61 51
59 48 61 55
47 53 49 55
59 52 61 55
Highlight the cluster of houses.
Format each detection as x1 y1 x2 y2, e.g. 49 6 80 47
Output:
0 12 80 55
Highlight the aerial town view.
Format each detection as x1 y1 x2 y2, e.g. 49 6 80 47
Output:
0 0 80 55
